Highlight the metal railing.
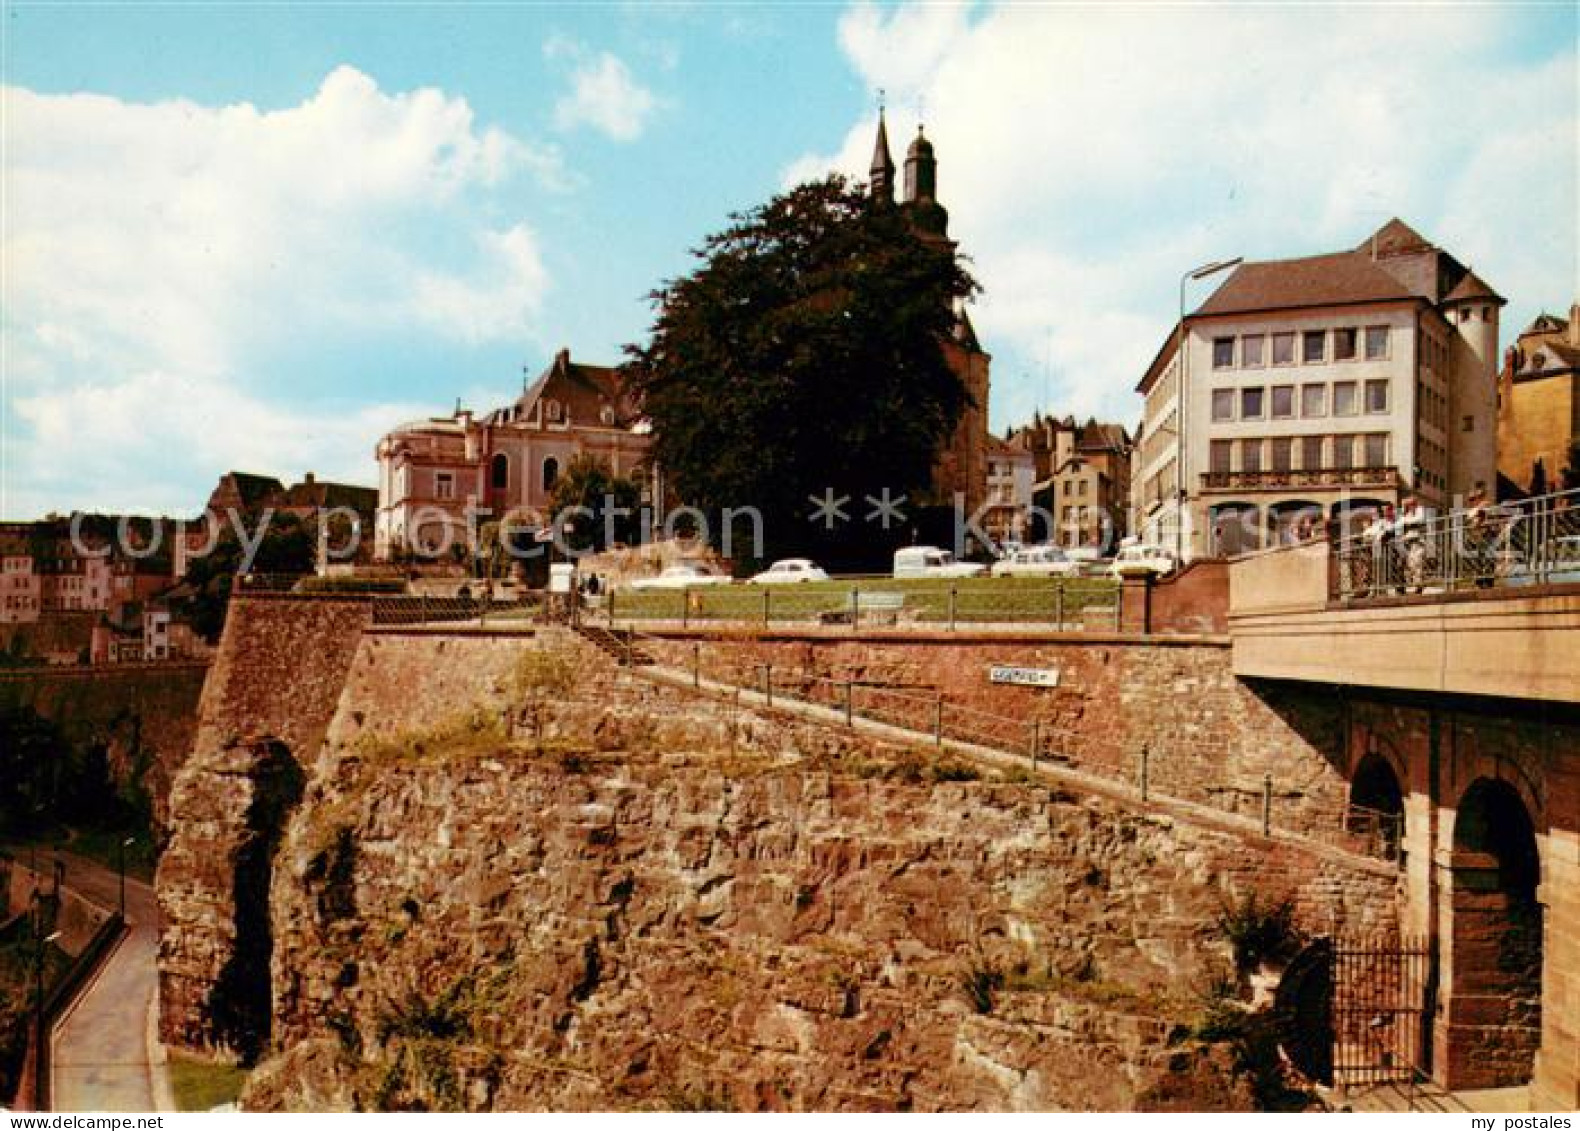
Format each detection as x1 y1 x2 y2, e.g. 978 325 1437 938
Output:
369 594 544 627
606 628 1401 862
1332 487 1580 601
601 578 1123 633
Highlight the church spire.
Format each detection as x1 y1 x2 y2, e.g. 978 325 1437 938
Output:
869 105 895 206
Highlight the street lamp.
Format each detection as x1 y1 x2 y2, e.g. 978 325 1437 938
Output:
117 836 135 921
1176 256 1244 562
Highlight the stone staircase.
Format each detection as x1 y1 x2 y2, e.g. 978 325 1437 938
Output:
1344 1078 1472 1113
573 624 655 666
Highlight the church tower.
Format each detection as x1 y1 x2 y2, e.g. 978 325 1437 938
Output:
869 108 895 206
901 126 951 242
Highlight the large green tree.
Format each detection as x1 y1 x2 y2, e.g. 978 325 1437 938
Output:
546 453 643 552
624 175 979 569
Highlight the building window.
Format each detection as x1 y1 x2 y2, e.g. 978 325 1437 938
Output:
1365 326 1390 359
1272 332 1295 365
435 472 454 501
1364 380 1389 414
490 453 509 490
1241 439 1263 473
1271 386 1294 419
542 457 560 492
1211 389 1235 422
1332 435 1354 470
1303 330 1326 364
1241 335 1265 367
1212 338 1235 369
1364 433 1388 467
1333 381 1359 416
1271 437 1293 472
1333 328 1358 361
1462 415 1475 432
1241 387 1265 420
1459 308 1472 323
1301 384 1327 417
1210 440 1232 474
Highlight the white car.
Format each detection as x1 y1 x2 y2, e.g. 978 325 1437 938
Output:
1108 545 1179 578
627 563 733 590
990 545 1078 578
893 545 987 579
749 558 830 584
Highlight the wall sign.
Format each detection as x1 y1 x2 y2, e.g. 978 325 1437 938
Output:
989 665 1060 687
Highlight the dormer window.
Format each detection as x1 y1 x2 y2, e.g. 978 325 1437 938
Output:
600 405 615 426
545 399 563 423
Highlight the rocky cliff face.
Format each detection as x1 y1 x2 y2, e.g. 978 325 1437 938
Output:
240 628 1395 1111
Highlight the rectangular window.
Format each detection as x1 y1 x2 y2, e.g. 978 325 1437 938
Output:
1365 379 1389 413
1365 325 1389 360
1272 332 1296 365
1211 389 1235 422
435 472 454 501
1332 434 1354 470
1364 433 1388 467
1303 330 1326 363
1333 381 1359 416
1241 439 1263 473
1301 384 1327 417
1210 440 1232 474
1271 386 1294 418
1333 327 1358 360
1241 334 1265 367
1212 338 1235 369
1271 437 1293 472
1241 387 1265 420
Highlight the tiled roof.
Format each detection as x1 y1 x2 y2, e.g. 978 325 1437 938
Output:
1443 270 1505 305
1192 250 1417 318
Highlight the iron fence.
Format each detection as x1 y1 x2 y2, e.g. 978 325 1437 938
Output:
1333 487 1580 601
608 628 1407 862
369 594 543 627
603 578 1122 633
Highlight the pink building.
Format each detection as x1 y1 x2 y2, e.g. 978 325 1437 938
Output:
374 349 655 558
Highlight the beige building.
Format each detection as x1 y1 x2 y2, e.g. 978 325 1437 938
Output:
1012 416 1133 548
374 349 654 558
1133 219 1502 559
1498 305 1579 496
981 433 1037 543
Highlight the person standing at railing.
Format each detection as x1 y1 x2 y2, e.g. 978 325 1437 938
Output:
1396 495 1428 594
1361 506 1395 597
1460 482 1495 587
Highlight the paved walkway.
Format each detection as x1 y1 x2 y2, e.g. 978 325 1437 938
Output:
31 848 170 1112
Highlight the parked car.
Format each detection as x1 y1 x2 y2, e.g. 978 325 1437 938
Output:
1505 534 1580 587
892 545 987 579
627 562 733 590
749 558 830 584
990 545 1078 578
1063 546 1111 577
1108 544 1179 578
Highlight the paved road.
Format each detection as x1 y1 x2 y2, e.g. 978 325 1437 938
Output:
28 848 169 1112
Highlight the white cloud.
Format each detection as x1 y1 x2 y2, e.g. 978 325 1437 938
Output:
550 44 658 142
2 67 560 516
788 4 1577 431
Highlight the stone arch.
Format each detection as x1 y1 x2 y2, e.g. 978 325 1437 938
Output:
1347 749 1405 861
1441 776 1543 1089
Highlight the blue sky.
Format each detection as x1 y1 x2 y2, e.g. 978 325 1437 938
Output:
2 1 1575 517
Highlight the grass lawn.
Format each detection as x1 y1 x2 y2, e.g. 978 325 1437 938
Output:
607 574 1119 624
169 1051 248 1111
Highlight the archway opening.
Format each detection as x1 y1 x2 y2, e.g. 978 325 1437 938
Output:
1347 751 1404 861
1443 777 1542 1090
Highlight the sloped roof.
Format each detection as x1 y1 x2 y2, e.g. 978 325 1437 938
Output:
224 472 286 508
1443 269 1505 306
1193 250 1417 318
1358 218 1435 258
507 349 643 430
281 478 378 514
1076 420 1131 452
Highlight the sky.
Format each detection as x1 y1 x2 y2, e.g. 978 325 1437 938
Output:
2 1 1575 518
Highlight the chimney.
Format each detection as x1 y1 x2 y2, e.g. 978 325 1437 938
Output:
1570 302 1579 347
304 471 315 486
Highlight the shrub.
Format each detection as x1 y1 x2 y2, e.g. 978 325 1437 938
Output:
1216 891 1302 974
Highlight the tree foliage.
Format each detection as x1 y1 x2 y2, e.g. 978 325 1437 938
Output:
624 176 978 567
546 453 643 552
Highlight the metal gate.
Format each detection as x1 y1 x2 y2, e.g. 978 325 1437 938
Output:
1278 933 1434 1089
1333 933 1433 1087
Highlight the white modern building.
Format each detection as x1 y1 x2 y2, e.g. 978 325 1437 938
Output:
1133 219 1502 559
